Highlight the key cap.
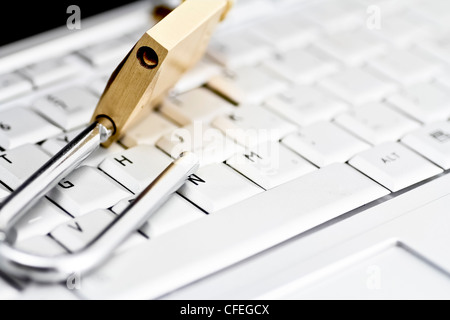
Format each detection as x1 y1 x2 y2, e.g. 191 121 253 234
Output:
78 37 135 68
41 129 84 155
369 49 441 86
226 143 317 190
83 143 126 168
0 144 51 190
349 142 442 192
99 145 173 194
89 76 110 97
120 113 178 148
264 86 348 127
0 107 61 150
51 210 115 253
0 73 32 102
282 122 370 168
207 31 271 69
334 102 420 145
33 87 99 130
80 164 389 299
402 122 450 170
47 166 132 217
207 66 288 105
15 235 67 257
172 58 222 94
11 199 71 243
156 123 241 167
212 105 297 148
263 47 339 85
314 30 386 66
160 87 234 126
387 83 450 124
319 67 397 106
112 194 205 239
0 276 19 300
178 163 263 213
20 58 79 88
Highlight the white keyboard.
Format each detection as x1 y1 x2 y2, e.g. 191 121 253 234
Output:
2 0 450 299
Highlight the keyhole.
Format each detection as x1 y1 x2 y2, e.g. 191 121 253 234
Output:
137 46 159 69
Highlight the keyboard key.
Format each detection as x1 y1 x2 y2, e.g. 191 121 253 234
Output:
212 105 297 148
47 166 132 217
178 163 263 213
282 122 370 168
78 37 135 68
156 123 241 167
121 113 178 148
11 199 71 243
89 76 110 97
112 194 206 239
15 235 67 257
0 73 32 102
402 122 450 170
160 87 234 126
349 142 442 192
0 107 61 150
172 58 222 94
263 47 339 85
314 30 386 66
81 164 389 299
387 83 450 124
20 58 79 88
40 129 84 155
319 68 397 106
264 86 348 127
33 87 99 130
83 143 125 168
334 102 420 145
207 31 271 69
207 66 288 105
51 210 115 253
99 145 173 194
369 49 441 86
0 144 51 190
418 36 450 66
226 143 317 190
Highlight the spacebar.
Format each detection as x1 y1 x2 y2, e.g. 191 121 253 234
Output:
80 164 389 299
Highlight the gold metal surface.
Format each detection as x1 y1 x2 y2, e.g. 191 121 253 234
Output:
92 0 233 147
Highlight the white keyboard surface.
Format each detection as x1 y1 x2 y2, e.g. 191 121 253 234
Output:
2 0 450 299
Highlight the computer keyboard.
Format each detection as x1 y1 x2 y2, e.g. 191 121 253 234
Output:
2 0 450 299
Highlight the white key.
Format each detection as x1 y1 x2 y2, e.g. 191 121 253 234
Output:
80 164 389 299
47 166 132 217
0 144 51 190
264 86 348 127
282 122 369 168
99 145 173 194
178 163 263 213
387 83 450 124
172 58 222 94
78 37 134 68
334 102 420 145
113 194 205 239
212 105 297 148
402 122 450 170
15 236 67 257
349 142 442 192
156 123 241 167
83 143 125 168
226 143 317 190
160 87 234 126
314 30 386 66
251 16 317 52
319 68 397 106
207 31 271 69
89 76 110 97
0 184 9 200
33 87 99 130
51 210 115 253
369 49 441 86
0 73 32 102
0 276 19 300
121 113 177 148
40 129 83 155
20 58 79 88
418 37 450 66
263 47 339 85
207 66 288 105
0 107 61 150
11 199 71 243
